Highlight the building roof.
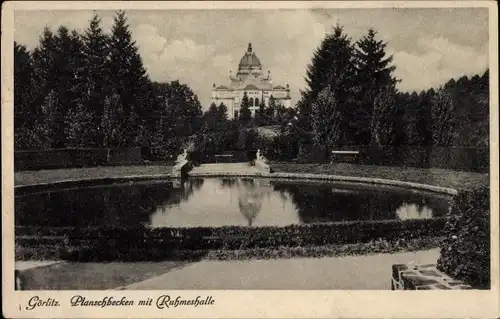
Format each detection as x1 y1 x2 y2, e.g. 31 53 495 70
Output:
229 77 273 91
244 84 260 90
238 43 262 71
212 42 289 95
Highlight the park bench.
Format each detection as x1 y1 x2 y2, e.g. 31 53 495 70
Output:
330 150 360 164
214 154 233 163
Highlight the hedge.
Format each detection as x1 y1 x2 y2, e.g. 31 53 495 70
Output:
16 217 448 261
15 147 143 171
259 141 489 172
437 186 490 289
16 237 444 262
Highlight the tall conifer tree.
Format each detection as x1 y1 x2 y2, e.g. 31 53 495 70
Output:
31 28 56 101
14 42 34 148
107 10 149 146
217 102 228 122
354 28 397 145
82 14 110 144
239 92 252 124
38 26 85 147
298 25 356 131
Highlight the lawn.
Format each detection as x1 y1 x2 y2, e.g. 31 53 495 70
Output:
17 260 191 290
270 163 489 191
14 165 174 187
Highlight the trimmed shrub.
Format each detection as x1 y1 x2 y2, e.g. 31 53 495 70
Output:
14 147 150 171
437 186 490 289
296 144 329 163
16 217 448 261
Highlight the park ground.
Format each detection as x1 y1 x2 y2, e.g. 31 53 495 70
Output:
14 162 489 190
14 165 175 187
17 249 440 290
14 162 488 290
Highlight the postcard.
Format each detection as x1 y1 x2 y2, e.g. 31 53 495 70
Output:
2 1 499 318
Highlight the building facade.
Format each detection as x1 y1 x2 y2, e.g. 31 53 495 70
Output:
211 43 291 120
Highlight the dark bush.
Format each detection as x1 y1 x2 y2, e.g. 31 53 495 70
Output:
14 147 152 171
146 136 182 161
258 133 299 162
189 124 262 164
437 186 490 288
188 121 243 164
296 144 329 163
264 140 488 172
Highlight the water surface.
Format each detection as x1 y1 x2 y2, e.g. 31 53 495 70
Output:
15 178 451 227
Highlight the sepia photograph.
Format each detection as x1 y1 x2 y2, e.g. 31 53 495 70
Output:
2 1 499 318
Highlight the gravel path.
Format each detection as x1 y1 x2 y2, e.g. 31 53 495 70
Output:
124 249 440 290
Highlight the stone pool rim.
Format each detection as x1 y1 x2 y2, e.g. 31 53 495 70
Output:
14 171 458 196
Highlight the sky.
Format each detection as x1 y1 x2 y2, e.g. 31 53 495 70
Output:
14 8 489 110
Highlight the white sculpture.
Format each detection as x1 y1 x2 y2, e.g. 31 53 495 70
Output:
254 149 270 174
173 149 189 177
176 148 188 164
256 149 266 163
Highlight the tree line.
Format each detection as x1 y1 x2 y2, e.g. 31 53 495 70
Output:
15 16 489 167
14 11 202 158
287 25 489 157
186 24 489 168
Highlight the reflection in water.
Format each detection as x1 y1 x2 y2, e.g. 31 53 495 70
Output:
15 180 203 227
15 178 451 228
237 180 264 226
272 182 450 224
396 203 433 220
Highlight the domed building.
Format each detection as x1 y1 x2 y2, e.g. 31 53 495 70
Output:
212 42 291 120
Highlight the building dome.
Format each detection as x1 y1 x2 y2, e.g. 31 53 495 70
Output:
238 43 262 71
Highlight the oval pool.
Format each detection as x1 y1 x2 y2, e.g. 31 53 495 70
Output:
15 177 452 228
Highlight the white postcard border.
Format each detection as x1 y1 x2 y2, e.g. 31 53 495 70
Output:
2 1 499 318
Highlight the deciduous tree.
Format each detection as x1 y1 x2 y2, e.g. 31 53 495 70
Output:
431 88 455 146
371 87 398 148
311 87 342 147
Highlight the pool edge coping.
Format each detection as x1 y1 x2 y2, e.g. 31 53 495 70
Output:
14 173 180 190
187 171 458 195
14 170 458 196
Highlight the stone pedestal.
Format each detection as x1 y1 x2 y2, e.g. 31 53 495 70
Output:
255 149 271 174
172 149 190 177
391 264 472 290
172 159 189 177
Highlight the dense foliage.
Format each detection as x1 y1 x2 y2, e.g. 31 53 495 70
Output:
437 186 490 288
14 12 201 160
